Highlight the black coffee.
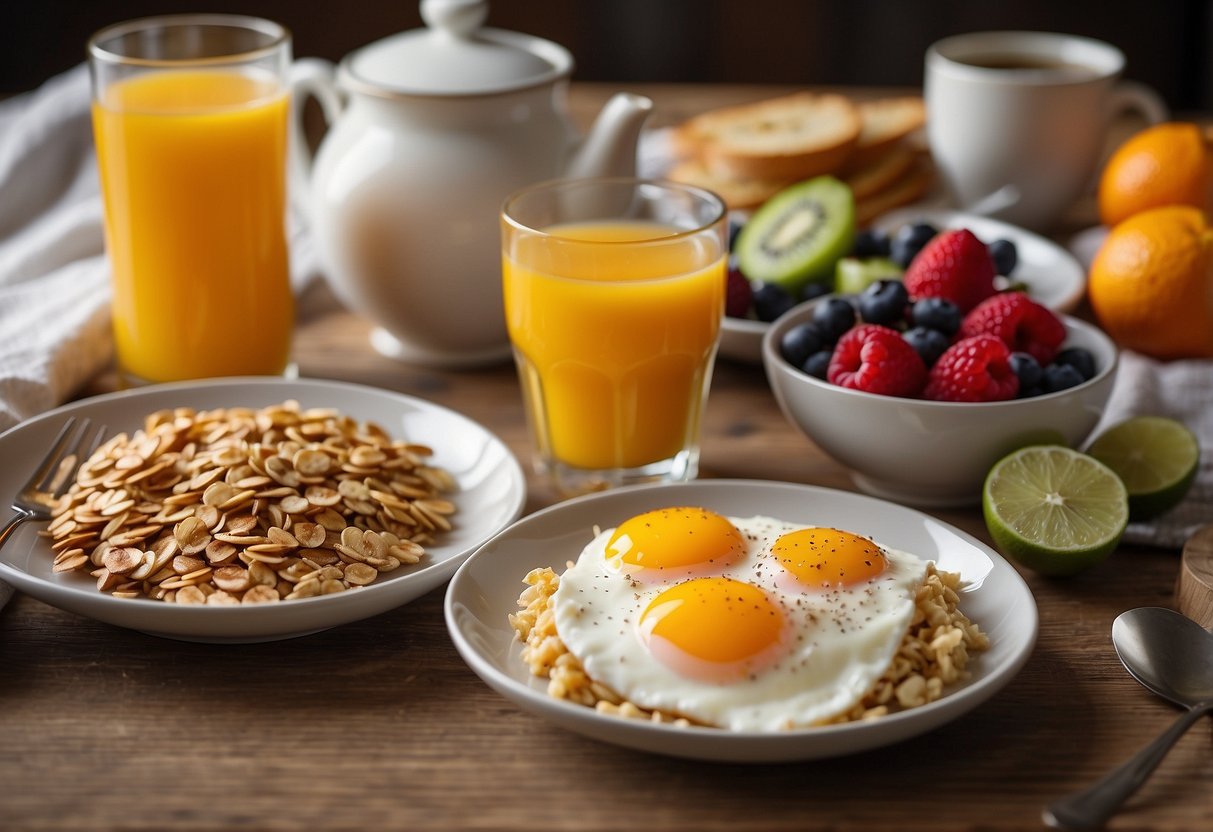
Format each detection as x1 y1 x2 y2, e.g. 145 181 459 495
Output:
959 53 1099 77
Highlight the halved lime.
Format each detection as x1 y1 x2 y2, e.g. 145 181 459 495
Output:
1086 416 1200 521
982 446 1128 576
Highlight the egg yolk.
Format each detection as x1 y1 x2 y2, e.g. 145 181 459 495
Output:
638 577 785 683
605 507 745 577
771 527 889 589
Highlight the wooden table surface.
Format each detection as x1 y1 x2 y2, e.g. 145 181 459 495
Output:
2 84 1210 832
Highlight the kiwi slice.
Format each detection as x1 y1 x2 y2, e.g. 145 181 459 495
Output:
735 176 855 294
834 256 903 295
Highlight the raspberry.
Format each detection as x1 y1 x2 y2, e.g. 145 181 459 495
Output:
923 334 1019 402
828 324 926 397
902 228 997 312
958 292 1066 365
725 267 753 319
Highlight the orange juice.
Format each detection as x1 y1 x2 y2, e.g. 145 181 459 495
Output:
503 221 725 471
92 69 292 382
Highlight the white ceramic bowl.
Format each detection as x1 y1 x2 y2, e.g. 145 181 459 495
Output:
761 300 1119 507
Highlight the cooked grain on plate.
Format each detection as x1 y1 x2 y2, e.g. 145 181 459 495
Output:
510 561 988 728
42 401 457 603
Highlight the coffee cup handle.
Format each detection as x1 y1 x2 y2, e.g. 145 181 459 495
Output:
1108 80 1169 126
288 58 345 225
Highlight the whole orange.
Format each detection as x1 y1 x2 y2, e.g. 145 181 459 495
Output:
1088 205 1213 360
1098 122 1212 227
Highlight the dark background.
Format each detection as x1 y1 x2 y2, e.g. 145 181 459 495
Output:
3 1 1209 112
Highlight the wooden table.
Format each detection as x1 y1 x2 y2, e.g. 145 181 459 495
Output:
2 84 1210 832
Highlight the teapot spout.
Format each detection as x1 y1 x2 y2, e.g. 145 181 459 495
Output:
565 92 654 180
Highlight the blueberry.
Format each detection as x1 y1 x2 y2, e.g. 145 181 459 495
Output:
727 217 745 251
752 282 795 322
902 326 950 367
1042 362 1085 393
857 279 909 327
780 322 827 368
988 238 1018 276
1009 351 1043 394
1054 347 1097 381
910 296 962 336
852 227 891 259
890 222 938 267
803 349 833 380
799 281 832 303
812 296 857 341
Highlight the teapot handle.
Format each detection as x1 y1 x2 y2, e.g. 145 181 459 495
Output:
289 58 345 225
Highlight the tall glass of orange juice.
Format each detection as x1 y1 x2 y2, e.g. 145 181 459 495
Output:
501 178 728 497
88 15 294 384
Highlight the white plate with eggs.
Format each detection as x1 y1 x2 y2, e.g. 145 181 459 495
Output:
444 479 1037 763
718 206 1086 364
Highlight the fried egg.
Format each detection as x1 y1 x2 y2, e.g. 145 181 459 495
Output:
552 507 927 731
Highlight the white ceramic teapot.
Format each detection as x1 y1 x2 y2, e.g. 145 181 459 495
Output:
292 0 653 367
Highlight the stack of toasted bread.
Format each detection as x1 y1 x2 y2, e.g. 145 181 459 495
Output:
668 92 932 222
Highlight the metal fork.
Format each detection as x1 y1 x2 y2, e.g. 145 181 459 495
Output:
0 416 108 551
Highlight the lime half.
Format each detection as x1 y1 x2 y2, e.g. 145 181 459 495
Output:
983 446 1128 576
1086 416 1200 521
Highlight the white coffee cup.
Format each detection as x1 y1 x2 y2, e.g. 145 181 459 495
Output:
925 31 1168 230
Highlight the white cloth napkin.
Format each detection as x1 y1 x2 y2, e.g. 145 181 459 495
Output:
0 64 111 432
1091 352 1213 549
0 65 321 610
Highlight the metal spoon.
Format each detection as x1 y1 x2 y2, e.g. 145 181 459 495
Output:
1043 607 1213 830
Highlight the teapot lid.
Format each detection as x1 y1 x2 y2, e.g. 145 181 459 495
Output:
343 0 572 96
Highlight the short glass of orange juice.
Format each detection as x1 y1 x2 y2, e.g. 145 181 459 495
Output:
501 178 728 497
88 15 294 384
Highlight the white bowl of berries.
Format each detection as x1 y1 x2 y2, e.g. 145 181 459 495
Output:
760 229 1118 508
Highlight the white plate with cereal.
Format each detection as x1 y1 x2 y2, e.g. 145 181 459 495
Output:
444 479 1036 763
0 377 526 643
